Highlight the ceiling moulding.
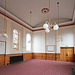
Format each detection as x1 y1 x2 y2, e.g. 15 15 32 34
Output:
32 23 74 31
0 7 74 32
0 7 33 31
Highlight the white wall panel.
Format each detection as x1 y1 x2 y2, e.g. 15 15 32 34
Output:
60 27 74 47
0 42 5 54
46 30 56 45
0 15 6 41
33 31 45 53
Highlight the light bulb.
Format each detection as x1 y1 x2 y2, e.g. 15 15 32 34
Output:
53 24 59 30
43 23 49 29
45 28 50 33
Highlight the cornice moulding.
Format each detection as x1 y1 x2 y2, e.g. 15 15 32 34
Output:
0 7 74 31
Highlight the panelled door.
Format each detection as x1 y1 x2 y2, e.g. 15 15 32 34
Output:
60 47 74 62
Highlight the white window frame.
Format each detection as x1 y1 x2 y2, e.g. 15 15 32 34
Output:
13 29 19 51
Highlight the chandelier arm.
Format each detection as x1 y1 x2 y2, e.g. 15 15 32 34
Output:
4 0 6 33
2 0 8 38
49 17 51 24
48 0 50 15
30 11 32 26
51 22 56 25
57 2 59 25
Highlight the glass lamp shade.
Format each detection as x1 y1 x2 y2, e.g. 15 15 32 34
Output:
53 24 59 30
43 23 49 29
3 33 8 38
45 28 50 33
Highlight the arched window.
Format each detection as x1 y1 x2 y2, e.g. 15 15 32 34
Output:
13 29 19 51
26 33 31 51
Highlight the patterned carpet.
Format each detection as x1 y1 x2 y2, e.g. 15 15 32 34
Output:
0 59 75 75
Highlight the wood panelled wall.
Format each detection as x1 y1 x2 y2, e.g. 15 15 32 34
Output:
5 54 23 65
0 47 74 67
0 53 60 67
32 53 46 60
23 53 32 61
0 53 32 66
0 54 4 66
32 53 60 61
46 53 60 61
74 54 75 62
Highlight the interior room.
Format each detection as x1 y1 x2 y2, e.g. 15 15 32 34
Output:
0 0 75 75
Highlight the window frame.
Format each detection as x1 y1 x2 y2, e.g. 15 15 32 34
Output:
13 29 19 51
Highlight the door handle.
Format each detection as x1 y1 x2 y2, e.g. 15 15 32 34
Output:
66 59 68 61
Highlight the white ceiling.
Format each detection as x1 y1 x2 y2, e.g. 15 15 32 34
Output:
0 0 75 28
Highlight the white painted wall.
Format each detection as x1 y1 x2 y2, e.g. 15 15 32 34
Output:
0 15 6 41
0 13 75 54
33 31 45 53
0 15 5 33
0 14 32 54
46 30 57 53
33 27 74 53
0 42 5 54
60 27 74 47
0 14 6 54
46 30 56 45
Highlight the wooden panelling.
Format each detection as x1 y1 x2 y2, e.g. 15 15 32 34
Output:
0 53 32 66
56 54 60 61
23 53 32 61
60 47 74 62
0 51 74 67
0 54 4 66
32 53 60 60
46 53 55 60
32 53 46 60
46 53 60 61
73 54 75 62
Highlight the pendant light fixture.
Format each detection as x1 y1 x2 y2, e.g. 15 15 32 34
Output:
28 11 32 43
42 0 59 33
30 11 32 26
0 0 8 38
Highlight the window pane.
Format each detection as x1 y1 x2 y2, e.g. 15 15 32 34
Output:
13 39 18 43
13 29 19 50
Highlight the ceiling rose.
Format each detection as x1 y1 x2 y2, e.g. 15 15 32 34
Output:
41 8 49 14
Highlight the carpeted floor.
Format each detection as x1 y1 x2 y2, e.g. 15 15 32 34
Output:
0 59 75 75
